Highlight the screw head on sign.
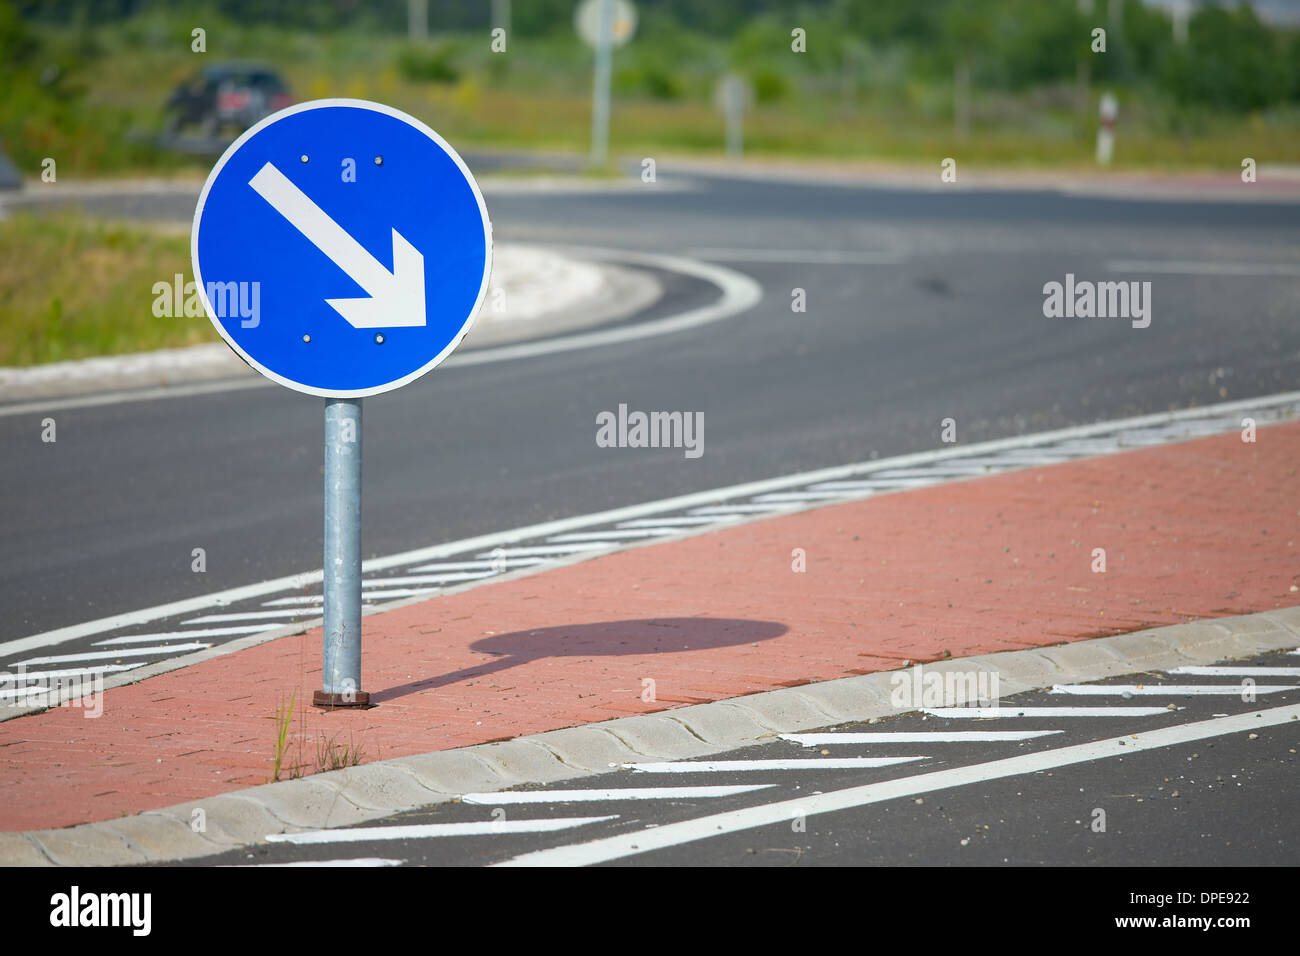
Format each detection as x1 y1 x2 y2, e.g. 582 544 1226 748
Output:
300 154 309 163
374 333 385 345
302 334 311 343
374 156 384 166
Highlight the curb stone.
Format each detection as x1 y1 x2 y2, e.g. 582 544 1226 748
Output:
5 605 1297 866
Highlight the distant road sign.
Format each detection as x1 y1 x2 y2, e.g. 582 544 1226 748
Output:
576 0 637 48
192 99 492 398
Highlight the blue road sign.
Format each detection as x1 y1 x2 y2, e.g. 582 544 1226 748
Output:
192 99 492 397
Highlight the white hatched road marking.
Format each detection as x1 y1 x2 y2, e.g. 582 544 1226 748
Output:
20 643 213 665
1171 665 1300 677
183 610 314 624
1107 259 1300 277
782 730 1062 745
239 858 404 867
267 816 620 844
404 559 545 573
548 528 681 541
618 516 738 527
0 664 146 681
624 757 927 773
685 247 903 265
5 391 1299 664
475 544 614 557
497 704 1300 866
461 785 775 804
356 571 497 587
1050 683 1296 696
924 706 1173 718
93 626 275 645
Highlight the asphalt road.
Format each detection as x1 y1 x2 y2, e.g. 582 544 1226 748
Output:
3 170 1300 644
182 648 1300 867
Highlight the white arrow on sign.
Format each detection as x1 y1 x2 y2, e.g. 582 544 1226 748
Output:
249 162 427 329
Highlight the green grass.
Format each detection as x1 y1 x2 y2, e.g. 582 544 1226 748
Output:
0 212 219 366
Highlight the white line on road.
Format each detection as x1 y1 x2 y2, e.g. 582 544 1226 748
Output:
924 706 1173 718
1107 259 1300 276
0 664 146 681
782 731 1063 745
355 572 498 587
685 247 903 264
1170 666 1300 677
617 516 739 527
1050 684 1297 695
497 703 1300 866
237 858 404 867
93 625 276 645
19 643 213 665
474 545 614 557
403 559 546 573
182 610 313 624
624 757 927 773
461 785 774 804
547 528 681 541
266 816 620 844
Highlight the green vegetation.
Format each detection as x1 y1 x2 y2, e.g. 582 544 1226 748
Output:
2 0 1298 179
0 212 217 366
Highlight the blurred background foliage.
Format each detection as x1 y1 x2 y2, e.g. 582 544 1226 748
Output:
3 0 1300 174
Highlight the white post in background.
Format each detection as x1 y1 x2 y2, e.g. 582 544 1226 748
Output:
1097 91 1118 166
590 0 614 166
407 0 428 42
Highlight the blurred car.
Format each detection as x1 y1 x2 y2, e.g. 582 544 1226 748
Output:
163 64 292 137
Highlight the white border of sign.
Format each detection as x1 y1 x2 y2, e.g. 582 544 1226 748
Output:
191 98 494 399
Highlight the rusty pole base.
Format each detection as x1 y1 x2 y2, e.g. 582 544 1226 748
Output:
312 690 371 709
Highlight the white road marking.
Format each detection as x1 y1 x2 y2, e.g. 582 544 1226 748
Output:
262 589 431 607
497 703 1300 866
237 858 403 867
685 247 903 264
94 626 275 645
806 479 941 492
18 643 213 665
462 785 774 804
1050 683 1297 696
1107 259 1300 277
474 545 613 557
924 706 1172 718
624 757 926 772
782 730 1062 745
403 559 545 573
266 816 619 844
1171 666 1300 677
0 664 146 682
354 572 498 586
6 391 1297 662
182 610 312 624
618 516 738 527
547 528 681 541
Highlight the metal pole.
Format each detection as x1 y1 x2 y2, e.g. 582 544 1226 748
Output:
590 0 614 167
316 397 368 708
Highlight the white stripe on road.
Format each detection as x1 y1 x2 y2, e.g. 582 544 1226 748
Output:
354 572 496 587
806 479 940 492
497 703 1300 866
182 610 313 624
548 528 681 541
1050 684 1297 695
1171 666 1300 677
782 730 1062 745
404 559 546 573
19 643 212 665
618 516 739 527
1107 259 1300 277
685 247 903 265
462 785 774 804
266 816 619 845
238 858 403 867
924 706 1172 718
94 626 275 645
474 545 614 557
0 664 146 682
689 504 793 515
262 590 432 607
624 757 926 773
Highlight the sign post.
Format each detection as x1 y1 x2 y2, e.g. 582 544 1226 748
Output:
576 0 637 167
192 99 492 708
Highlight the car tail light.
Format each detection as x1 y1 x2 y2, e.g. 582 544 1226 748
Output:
271 94 293 110
218 91 251 111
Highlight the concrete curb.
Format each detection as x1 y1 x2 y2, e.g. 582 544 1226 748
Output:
3 605 1296 866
